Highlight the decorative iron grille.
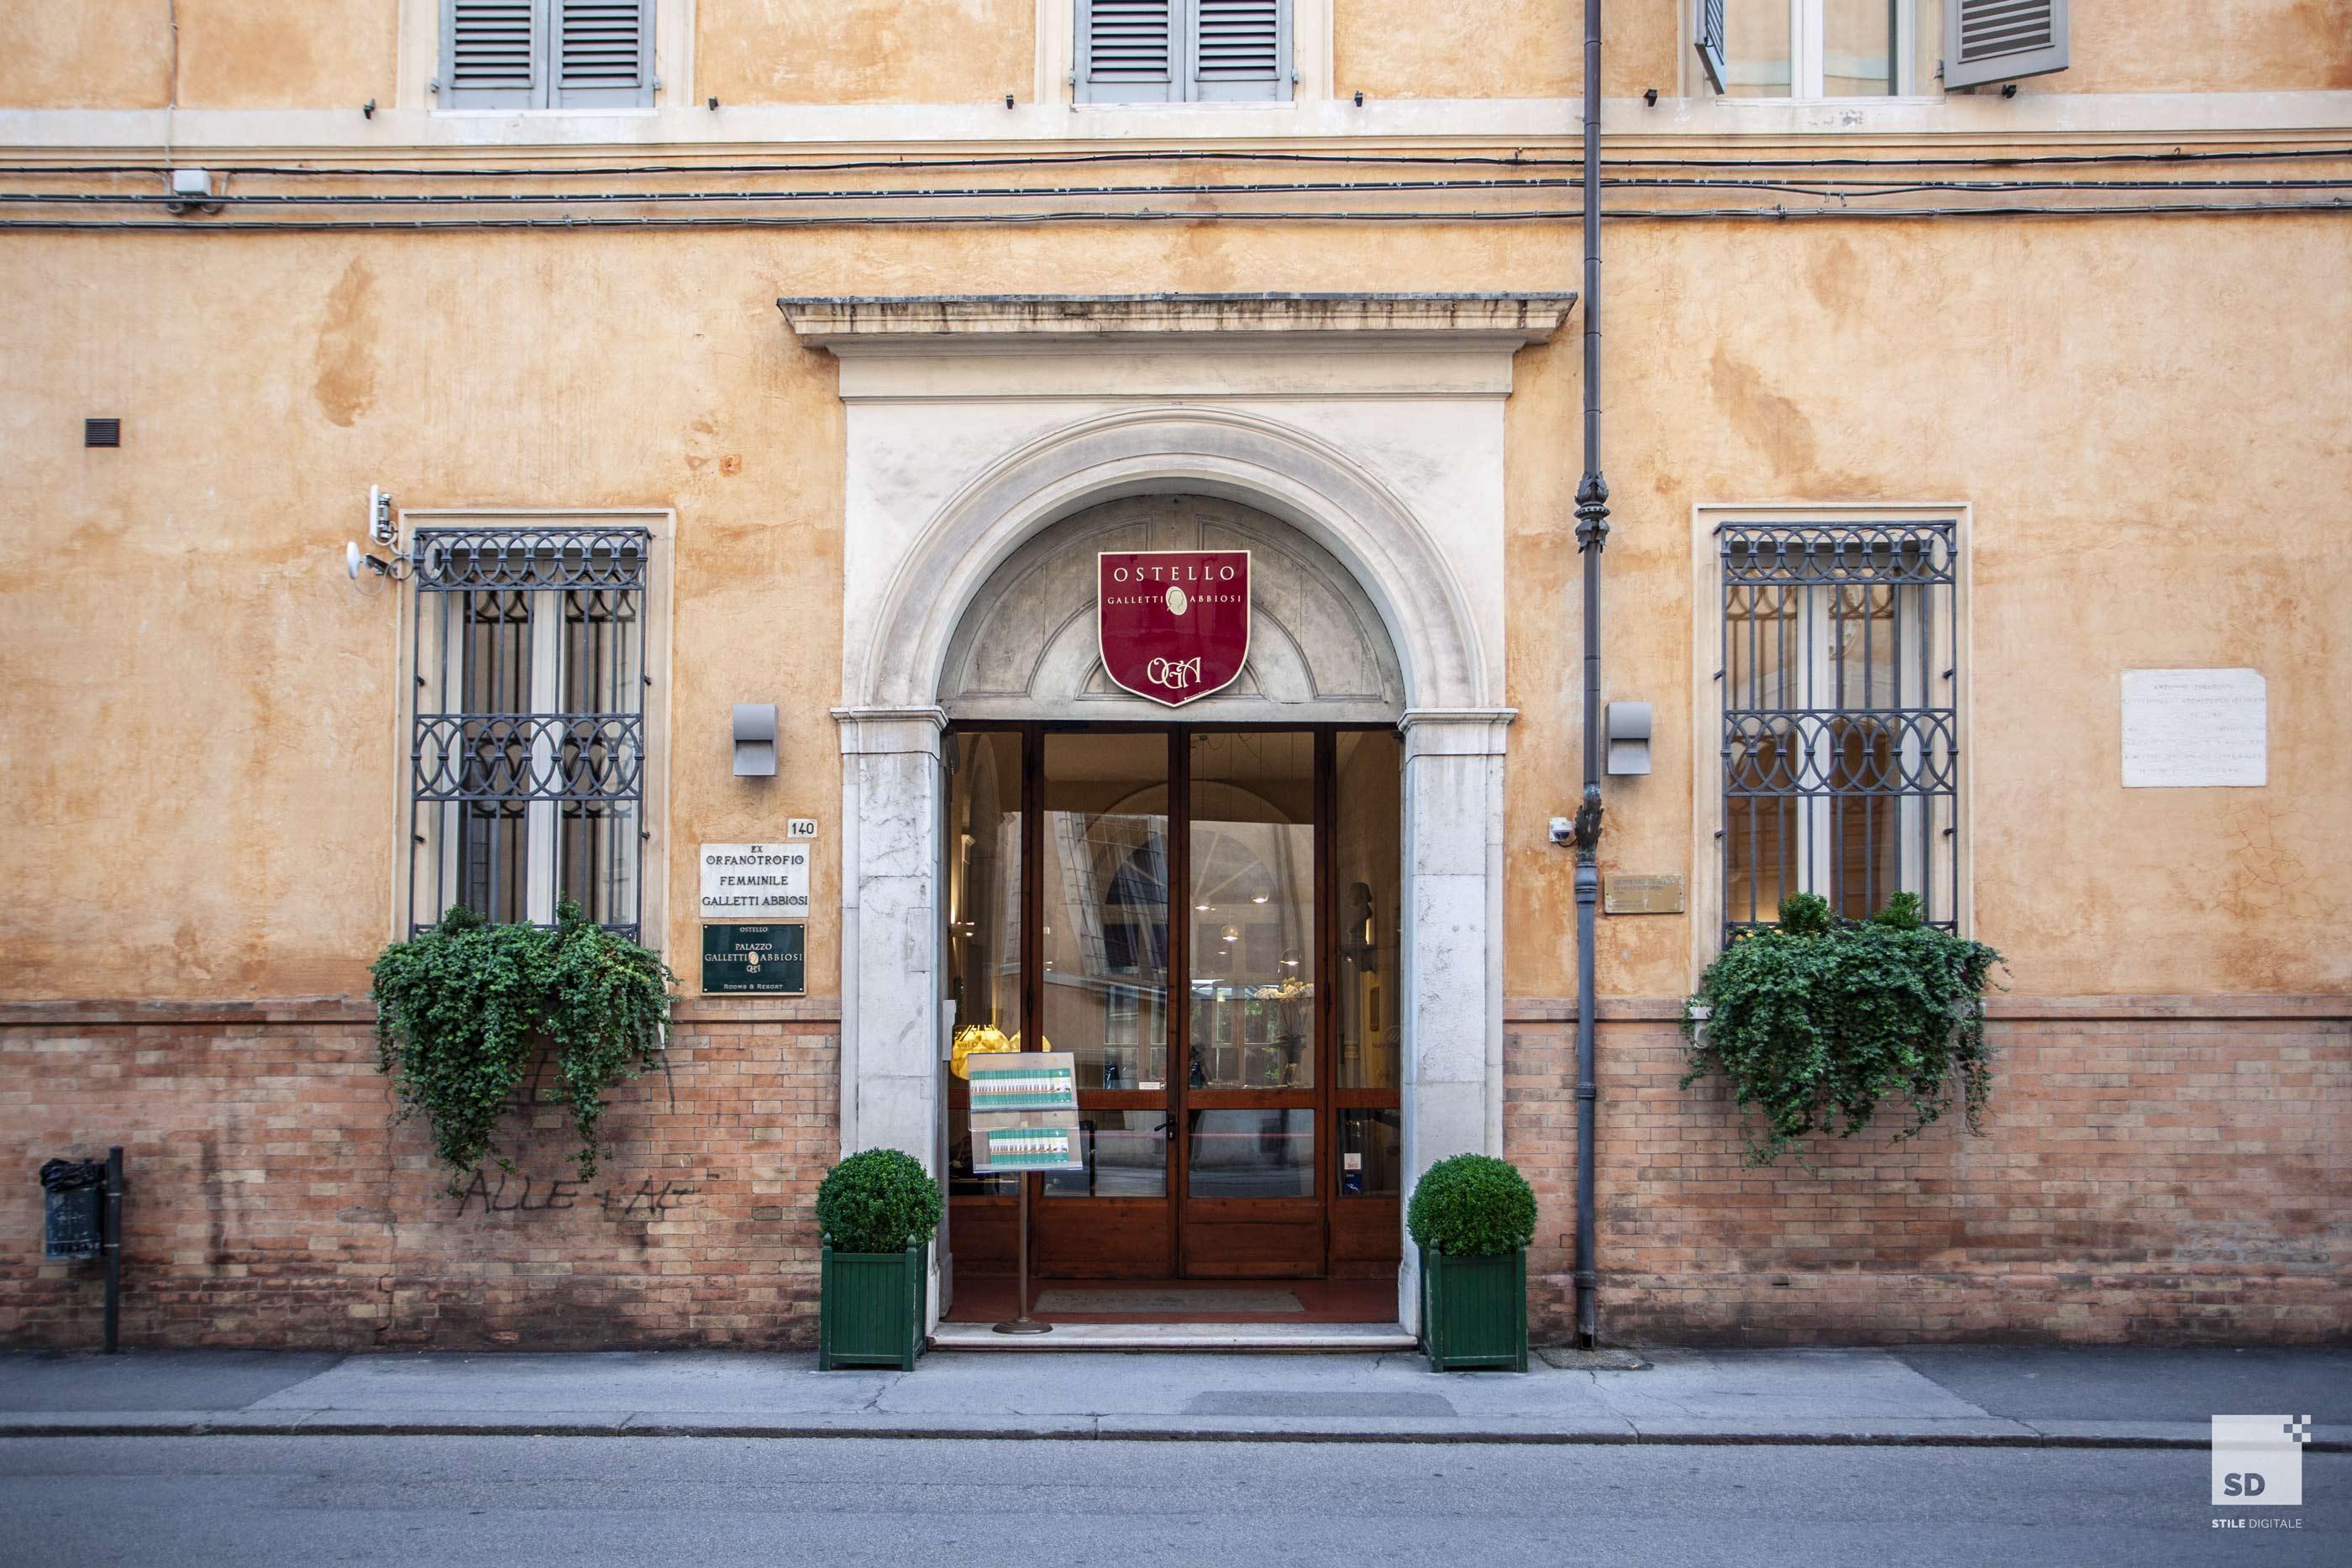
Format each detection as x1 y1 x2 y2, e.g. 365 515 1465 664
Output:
1718 519 1959 937
407 526 649 938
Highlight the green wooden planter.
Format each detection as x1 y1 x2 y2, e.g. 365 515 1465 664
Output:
1418 1243 1528 1372
817 1241 927 1371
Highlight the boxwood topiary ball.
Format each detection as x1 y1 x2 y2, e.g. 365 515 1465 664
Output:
816 1148 943 1254
1406 1153 1537 1257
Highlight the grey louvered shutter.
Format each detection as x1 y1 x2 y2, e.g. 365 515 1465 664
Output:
1943 0 2068 89
442 0 542 108
1190 0 1289 102
554 1 654 108
1078 0 1179 102
1694 0 1727 94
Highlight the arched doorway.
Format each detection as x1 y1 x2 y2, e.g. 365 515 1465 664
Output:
832 404 1515 1332
937 497 1406 1303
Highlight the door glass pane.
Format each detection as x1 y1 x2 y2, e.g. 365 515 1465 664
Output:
1188 1109 1314 1197
1189 731 1315 1090
1822 0 1897 95
1041 732 1171 1091
1334 731 1400 1089
1044 1111 1169 1197
1338 1108 1402 1198
1725 0 1793 96
947 731 1023 1196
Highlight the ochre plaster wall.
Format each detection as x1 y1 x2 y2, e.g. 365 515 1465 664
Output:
174 0 398 110
6 2 2346 109
0 0 172 108
696 0 1035 106
1334 0 1678 100
0 230 849 1001
2027 0 2352 95
3 212 2347 1013
1500 213 2352 1004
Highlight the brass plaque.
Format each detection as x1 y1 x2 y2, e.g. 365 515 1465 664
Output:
1604 873 1685 915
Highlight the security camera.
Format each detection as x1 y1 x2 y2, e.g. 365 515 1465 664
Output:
347 541 396 581
1548 815 1573 847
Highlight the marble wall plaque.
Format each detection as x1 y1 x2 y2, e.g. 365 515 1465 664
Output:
698 842 811 917
2121 669 2266 788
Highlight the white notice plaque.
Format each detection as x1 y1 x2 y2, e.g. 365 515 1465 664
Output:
2120 669 2266 789
699 842 811 918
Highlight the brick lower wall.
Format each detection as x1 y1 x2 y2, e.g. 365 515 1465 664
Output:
1 1001 838 1350
1509 999 2351 1346
7 997 2344 1349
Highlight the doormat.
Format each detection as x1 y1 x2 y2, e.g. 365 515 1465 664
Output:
1031 1287 1306 1314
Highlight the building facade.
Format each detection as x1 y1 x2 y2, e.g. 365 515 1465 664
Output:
3 1 2347 1349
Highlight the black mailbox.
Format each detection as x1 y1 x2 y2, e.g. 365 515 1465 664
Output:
40 1158 106 1261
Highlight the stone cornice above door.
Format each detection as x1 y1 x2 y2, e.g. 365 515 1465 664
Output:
777 292 1576 353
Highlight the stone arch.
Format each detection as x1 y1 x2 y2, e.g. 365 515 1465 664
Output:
849 405 1493 717
938 492 1406 723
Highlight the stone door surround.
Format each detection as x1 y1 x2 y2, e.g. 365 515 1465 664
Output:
782 292 1572 1327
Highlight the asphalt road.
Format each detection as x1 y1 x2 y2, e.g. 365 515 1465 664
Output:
2 1437 2344 1567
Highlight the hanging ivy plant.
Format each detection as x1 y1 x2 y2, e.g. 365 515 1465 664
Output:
538 905 677 1181
370 902 675 1193
1682 892 2005 1168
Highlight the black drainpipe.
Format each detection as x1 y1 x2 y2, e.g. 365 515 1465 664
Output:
1570 0 1611 1350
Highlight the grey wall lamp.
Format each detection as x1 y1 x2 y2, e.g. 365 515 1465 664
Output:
732 704 778 777
1605 701 1652 776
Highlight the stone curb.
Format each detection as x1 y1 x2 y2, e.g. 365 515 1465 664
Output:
3 1413 2343 1450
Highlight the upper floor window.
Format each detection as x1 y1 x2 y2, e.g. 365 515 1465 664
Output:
1696 1 2070 97
1078 1 1293 104
1701 0 1940 97
438 1 655 110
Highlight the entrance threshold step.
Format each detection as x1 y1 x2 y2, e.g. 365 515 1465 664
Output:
932 1321 1417 1351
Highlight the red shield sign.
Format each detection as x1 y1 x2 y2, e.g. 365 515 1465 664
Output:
1098 550 1251 706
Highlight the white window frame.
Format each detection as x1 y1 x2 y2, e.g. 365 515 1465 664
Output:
389 507 675 947
1043 0 1331 108
1702 0 1937 101
1688 501 1974 978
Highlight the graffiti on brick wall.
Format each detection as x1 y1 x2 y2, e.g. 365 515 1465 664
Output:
450 1170 698 1219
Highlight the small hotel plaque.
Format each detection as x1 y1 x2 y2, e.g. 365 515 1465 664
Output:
1604 873 1686 915
699 923 806 995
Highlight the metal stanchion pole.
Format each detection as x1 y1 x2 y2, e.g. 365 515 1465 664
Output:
102 1146 123 1355
993 1176 1051 1335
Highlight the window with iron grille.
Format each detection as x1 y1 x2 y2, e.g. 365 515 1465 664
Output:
407 526 650 938
1716 517 1960 937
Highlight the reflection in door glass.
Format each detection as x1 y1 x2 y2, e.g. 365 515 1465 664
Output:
1337 1108 1402 1197
1334 730 1401 1090
1189 731 1315 1090
1188 1109 1315 1198
946 731 1022 1197
1042 1111 1169 1197
1041 732 1170 1091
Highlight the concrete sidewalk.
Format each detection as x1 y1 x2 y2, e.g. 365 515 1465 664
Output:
1 1345 2343 1448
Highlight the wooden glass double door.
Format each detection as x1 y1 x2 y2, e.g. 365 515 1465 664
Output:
945 724 1404 1281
